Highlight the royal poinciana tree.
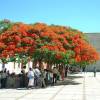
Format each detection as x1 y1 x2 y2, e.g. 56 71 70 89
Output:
0 20 99 69
0 22 37 67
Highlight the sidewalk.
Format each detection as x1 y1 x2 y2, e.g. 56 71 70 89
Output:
0 72 100 100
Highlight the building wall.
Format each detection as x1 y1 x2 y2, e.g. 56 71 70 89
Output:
86 33 100 71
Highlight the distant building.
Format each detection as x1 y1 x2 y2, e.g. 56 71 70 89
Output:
86 33 100 71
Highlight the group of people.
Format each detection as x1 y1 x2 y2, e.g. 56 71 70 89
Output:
0 66 62 89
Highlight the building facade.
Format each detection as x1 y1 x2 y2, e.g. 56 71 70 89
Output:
86 33 100 71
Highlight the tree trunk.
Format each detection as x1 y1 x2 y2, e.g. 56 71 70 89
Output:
32 60 37 68
21 59 24 69
18 62 20 68
27 57 31 68
14 61 15 69
38 59 42 69
47 61 52 70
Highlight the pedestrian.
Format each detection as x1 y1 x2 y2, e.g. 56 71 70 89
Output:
34 67 41 87
49 70 53 85
82 66 86 73
0 71 2 88
27 68 34 88
93 66 96 77
20 69 26 88
1 69 7 88
65 66 68 77
44 69 48 86
40 69 46 88
63 67 65 80
52 67 58 84
6 72 16 88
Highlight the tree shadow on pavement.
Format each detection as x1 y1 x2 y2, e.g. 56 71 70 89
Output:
55 74 83 86
67 75 83 80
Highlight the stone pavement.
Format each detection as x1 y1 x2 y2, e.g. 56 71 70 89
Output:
0 72 100 100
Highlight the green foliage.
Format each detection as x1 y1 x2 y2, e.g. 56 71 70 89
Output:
0 19 13 34
1 58 7 63
61 50 75 64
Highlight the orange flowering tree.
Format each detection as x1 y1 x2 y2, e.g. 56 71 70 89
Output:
0 22 37 67
0 20 99 69
70 33 99 66
29 23 72 68
29 23 99 69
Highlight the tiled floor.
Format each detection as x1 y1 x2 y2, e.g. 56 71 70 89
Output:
0 72 100 100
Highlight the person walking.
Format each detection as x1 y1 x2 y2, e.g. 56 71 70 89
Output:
93 66 96 77
82 66 86 73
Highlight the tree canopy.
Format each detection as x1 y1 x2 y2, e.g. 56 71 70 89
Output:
0 20 99 68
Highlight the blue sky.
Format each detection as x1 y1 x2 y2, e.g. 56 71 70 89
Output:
0 0 100 33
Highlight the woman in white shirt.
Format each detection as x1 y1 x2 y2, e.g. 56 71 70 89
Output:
27 68 34 88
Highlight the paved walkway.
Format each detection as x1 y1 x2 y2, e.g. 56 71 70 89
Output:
0 72 100 100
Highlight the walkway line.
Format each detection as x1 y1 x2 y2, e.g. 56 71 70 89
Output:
83 73 86 100
49 85 65 100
